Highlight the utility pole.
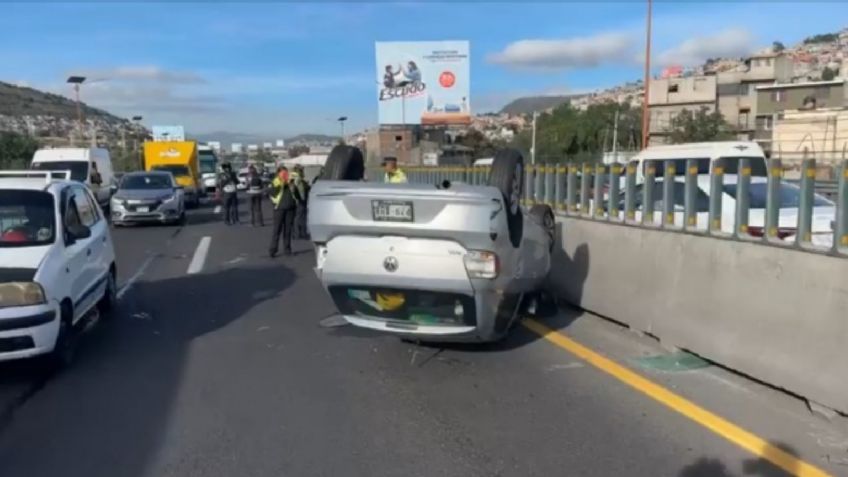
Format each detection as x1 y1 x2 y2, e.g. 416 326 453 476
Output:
641 0 653 150
612 109 620 163
531 111 538 165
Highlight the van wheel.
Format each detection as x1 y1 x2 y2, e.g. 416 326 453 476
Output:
322 145 365 181
489 149 524 248
529 204 556 252
97 268 117 315
47 302 77 370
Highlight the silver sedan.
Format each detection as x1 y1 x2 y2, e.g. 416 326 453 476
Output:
110 171 186 226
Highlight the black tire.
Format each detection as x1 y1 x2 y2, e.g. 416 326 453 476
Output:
322 145 365 181
529 204 556 253
488 149 525 248
47 302 77 370
97 268 117 315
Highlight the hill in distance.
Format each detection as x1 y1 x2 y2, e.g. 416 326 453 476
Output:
499 94 587 116
0 81 126 123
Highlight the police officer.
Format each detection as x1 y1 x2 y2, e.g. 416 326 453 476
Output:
291 165 310 239
268 166 298 257
383 156 408 183
218 162 240 225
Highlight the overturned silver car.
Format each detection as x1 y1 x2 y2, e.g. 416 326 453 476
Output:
308 146 555 343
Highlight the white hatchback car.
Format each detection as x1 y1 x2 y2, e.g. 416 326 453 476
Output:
0 171 117 365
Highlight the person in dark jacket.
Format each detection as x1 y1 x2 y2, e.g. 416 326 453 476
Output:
218 162 240 225
291 165 310 239
247 165 264 226
268 166 300 257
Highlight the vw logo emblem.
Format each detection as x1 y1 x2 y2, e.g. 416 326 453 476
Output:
383 256 399 272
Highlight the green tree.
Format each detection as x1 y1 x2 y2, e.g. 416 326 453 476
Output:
0 131 40 169
667 108 735 144
821 66 836 81
772 41 785 52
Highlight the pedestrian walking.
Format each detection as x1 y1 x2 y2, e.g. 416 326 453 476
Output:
218 162 240 225
268 166 298 257
292 165 310 239
247 165 264 226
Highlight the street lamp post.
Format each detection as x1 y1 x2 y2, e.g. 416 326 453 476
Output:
641 0 653 150
67 76 86 144
337 116 348 143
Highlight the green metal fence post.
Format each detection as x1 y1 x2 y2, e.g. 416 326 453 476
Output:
608 163 621 221
708 159 725 234
797 158 816 246
594 164 606 219
642 162 656 225
624 162 637 222
734 158 751 238
533 164 544 205
765 159 783 241
662 159 676 228
836 160 848 252
684 159 698 230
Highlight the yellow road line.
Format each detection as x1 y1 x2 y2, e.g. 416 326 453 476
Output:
521 318 832 477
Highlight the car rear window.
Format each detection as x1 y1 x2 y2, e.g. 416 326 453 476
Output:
0 190 55 247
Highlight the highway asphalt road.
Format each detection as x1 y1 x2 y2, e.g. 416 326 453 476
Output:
0 198 845 477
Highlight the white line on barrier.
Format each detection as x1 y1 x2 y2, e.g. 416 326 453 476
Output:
213 205 221 214
117 254 155 300
187 236 212 275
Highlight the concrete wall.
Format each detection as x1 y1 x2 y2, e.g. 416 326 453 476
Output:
549 217 848 414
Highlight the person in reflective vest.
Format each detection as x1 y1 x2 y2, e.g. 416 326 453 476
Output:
291 165 310 239
382 156 408 184
268 166 300 257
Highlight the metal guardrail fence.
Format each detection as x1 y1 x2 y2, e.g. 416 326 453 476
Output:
400 159 848 256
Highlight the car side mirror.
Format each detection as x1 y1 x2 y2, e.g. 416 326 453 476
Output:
66 223 91 244
110 183 118 192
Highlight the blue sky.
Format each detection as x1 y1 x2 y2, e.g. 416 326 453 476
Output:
1 2 846 137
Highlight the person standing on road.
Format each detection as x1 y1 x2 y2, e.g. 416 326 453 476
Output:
292 165 310 239
268 166 299 257
383 156 408 184
218 162 240 225
247 165 264 227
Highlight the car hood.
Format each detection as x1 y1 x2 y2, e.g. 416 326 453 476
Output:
115 189 174 201
0 245 51 280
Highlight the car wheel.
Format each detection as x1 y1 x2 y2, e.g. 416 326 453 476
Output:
529 204 556 252
489 149 525 248
322 145 365 181
46 302 77 370
97 268 117 315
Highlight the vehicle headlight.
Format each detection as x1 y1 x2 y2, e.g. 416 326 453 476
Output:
463 251 499 279
111 197 125 209
162 193 177 202
0 282 47 307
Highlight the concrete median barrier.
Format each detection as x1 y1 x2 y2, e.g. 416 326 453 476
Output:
549 216 848 415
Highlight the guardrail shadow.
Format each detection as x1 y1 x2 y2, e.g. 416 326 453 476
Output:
679 442 806 477
0 263 295 477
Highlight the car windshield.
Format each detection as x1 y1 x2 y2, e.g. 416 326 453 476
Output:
723 182 833 208
120 174 173 190
0 190 55 247
199 154 217 174
152 165 190 177
31 161 88 182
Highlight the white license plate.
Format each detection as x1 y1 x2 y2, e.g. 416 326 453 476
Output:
137 206 149 213
372 200 413 222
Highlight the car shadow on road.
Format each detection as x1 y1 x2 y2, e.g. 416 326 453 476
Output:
679 442 811 477
0 263 295 477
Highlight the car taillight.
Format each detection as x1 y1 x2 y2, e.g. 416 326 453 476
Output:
747 226 764 237
463 251 499 279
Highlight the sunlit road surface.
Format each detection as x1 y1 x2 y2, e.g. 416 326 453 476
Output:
0 198 844 477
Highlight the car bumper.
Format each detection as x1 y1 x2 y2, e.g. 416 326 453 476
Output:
112 207 182 224
0 303 60 362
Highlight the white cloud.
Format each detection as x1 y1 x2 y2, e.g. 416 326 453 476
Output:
656 28 755 67
487 32 636 70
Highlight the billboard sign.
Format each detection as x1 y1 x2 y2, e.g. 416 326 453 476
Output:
376 41 470 126
152 125 185 142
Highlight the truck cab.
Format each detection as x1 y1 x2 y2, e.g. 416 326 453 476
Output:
143 141 201 207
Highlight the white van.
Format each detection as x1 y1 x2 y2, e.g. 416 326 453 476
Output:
31 148 115 208
630 141 769 181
